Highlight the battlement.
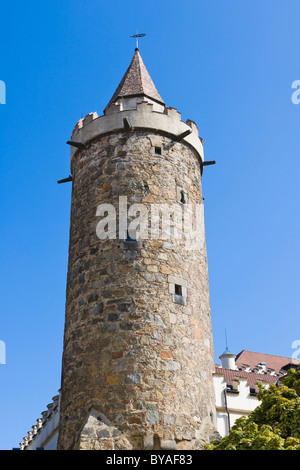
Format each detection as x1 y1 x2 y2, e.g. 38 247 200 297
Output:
69 101 204 170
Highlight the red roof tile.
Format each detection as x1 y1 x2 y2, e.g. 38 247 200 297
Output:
214 367 279 387
214 350 299 388
235 350 299 374
104 49 164 110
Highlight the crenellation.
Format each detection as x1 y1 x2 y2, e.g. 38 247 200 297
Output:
104 102 122 115
82 111 98 126
136 100 154 113
185 119 198 132
69 104 204 170
165 106 181 120
71 118 83 136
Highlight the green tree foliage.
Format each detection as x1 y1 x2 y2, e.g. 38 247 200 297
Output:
206 368 300 450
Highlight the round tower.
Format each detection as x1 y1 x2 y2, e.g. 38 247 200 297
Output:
219 348 237 370
58 48 217 450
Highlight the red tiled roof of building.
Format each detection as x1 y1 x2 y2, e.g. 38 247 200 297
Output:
235 350 299 374
214 367 279 387
214 350 299 388
104 49 165 110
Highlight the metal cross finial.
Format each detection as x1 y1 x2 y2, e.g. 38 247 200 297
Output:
130 31 146 50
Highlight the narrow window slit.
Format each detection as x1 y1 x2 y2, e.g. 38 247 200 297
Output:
180 190 186 204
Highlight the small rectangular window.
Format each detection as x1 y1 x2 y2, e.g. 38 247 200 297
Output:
175 284 182 296
168 275 187 306
154 146 162 155
174 284 184 305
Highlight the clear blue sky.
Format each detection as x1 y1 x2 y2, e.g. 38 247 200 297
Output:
1 0 299 450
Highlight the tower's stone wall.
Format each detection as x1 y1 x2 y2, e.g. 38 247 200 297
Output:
58 102 217 450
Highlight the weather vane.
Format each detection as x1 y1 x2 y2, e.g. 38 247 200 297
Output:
130 31 147 49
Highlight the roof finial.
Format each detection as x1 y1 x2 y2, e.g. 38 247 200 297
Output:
130 30 146 50
225 328 228 350
223 328 232 354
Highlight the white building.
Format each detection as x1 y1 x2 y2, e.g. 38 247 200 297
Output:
19 394 60 450
214 349 299 437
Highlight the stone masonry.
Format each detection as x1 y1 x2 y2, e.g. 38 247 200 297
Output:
58 49 218 450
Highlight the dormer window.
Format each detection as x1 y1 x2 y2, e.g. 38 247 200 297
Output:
154 146 162 155
226 381 239 395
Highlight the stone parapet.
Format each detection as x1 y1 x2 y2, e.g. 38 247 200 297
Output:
69 102 204 172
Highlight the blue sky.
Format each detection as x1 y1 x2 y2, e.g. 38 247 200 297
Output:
0 0 299 450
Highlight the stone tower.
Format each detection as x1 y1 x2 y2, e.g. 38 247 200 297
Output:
58 48 217 450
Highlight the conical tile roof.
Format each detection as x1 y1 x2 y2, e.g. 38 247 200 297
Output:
104 49 165 110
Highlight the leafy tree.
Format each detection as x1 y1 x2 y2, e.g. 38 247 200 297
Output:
206 368 300 450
